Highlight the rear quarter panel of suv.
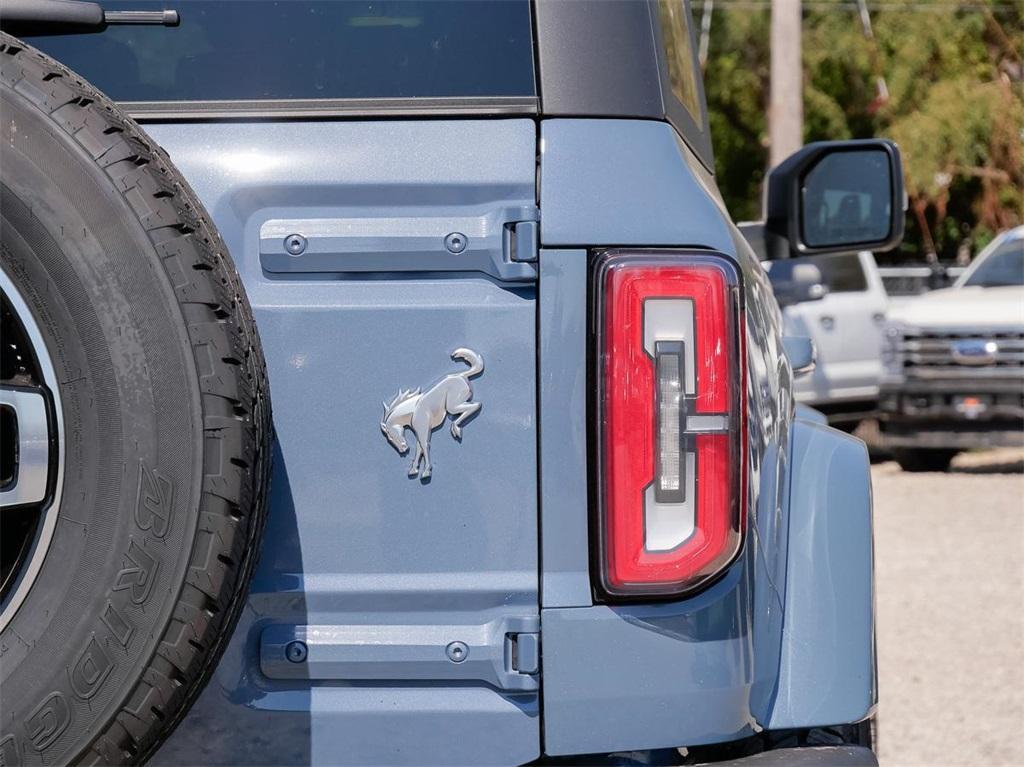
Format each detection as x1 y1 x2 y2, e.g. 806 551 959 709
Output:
536 118 876 753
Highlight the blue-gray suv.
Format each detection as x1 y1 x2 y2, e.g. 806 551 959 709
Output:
0 2 905 764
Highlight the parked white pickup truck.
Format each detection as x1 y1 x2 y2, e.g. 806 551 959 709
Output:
879 227 1024 471
766 250 888 429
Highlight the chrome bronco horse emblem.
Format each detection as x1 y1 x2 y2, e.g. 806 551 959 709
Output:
380 348 484 478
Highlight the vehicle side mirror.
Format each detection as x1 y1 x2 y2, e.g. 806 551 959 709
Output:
763 139 905 258
782 336 817 378
766 261 828 307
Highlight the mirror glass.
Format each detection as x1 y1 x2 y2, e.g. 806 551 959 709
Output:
801 150 892 248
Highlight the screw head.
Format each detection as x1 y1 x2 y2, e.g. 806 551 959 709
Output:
444 232 467 254
285 640 308 663
284 234 307 256
445 641 469 663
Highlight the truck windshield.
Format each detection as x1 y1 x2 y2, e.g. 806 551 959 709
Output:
21 0 535 102
961 238 1024 288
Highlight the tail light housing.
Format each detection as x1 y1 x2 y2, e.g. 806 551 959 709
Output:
595 252 745 598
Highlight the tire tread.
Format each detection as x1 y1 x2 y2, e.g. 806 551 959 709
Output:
0 32 271 765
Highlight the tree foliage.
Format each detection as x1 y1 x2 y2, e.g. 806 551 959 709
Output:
703 0 1023 261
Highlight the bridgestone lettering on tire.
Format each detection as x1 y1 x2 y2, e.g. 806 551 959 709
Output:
0 33 271 766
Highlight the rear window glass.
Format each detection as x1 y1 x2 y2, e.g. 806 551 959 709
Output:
962 239 1024 288
807 253 869 293
24 0 536 102
764 253 869 295
656 0 702 125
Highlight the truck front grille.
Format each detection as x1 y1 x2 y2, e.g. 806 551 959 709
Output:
901 331 1024 379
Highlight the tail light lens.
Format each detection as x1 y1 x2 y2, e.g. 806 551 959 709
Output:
595 252 745 598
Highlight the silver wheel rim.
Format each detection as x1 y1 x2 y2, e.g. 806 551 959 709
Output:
0 265 65 632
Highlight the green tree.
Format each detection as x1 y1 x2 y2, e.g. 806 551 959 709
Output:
703 0 1024 261
703 8 771 223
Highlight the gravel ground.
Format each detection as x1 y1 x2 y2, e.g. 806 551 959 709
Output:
873 448 1024 766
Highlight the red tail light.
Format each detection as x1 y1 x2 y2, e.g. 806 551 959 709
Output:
595 252 745 598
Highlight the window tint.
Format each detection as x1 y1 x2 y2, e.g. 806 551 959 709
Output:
24 0 535 102
963 239 1024 288
656 0 702 124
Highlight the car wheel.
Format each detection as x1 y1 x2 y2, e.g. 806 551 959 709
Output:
0 33 270 765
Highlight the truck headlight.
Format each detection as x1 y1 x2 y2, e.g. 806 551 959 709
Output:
881 322 907 378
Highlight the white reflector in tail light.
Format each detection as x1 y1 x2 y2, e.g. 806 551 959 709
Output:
596 252 745 598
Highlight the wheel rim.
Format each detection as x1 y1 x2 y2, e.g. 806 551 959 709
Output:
0 265 64 632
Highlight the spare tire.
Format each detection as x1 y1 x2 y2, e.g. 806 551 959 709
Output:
0 34 271 765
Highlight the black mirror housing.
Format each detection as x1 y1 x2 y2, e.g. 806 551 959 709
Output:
763 139 905 259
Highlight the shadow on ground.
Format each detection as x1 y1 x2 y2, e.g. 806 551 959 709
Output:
853 420 1022 474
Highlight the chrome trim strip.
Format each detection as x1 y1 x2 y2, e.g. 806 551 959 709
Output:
126 96 539 122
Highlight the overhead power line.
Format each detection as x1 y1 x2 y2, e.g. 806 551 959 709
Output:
714 1 1019 11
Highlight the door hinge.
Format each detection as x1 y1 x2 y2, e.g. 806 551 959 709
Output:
509 629 540 675
504 219 539 264
258 204 539 282
260 615 540 692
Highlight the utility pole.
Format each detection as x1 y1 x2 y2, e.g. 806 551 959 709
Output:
769 0 803 168
698 0 714 71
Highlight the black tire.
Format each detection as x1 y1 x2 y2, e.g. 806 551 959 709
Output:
799 722 873 750
756 722 874 754
0 33 270 766
893 448 958 473
683 720 875 763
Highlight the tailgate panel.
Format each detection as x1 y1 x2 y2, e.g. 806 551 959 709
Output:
259 279 536 591
146 120 540 766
